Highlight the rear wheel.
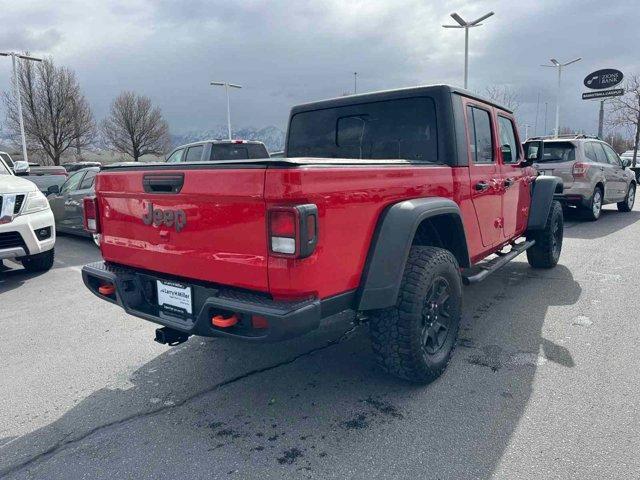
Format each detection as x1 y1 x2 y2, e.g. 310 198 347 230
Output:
368 246 462 384
21 249 55 272
617 183 635 212
527 200 563 269
582 186 603 221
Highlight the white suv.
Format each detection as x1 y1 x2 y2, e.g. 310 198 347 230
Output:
0 156 55 271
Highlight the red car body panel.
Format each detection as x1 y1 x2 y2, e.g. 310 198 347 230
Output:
264 165 455 299
96 168 270 292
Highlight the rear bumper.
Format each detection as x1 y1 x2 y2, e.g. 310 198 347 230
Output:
555 183 593 206
82 261 353 342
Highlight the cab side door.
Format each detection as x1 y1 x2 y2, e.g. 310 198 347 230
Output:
68 169 97 232
463 101 504 248
497 114 531 239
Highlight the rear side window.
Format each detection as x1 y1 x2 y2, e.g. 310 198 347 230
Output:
467 106 494 164
497 116 519 164
287 97 438 162
166 149 184 163
61 171 85 194
185 145 204 162
584 142 597 162
540 142 575 163
79 170 97 189
592 142 608 164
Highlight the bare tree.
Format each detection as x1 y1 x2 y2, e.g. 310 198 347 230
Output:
3 57 96 165
101 91 171 161
607 75 640 166
484 85 520 112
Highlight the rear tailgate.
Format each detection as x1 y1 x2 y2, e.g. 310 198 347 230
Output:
96 166 269 292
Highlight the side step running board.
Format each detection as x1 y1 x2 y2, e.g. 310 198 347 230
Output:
462 240 535 285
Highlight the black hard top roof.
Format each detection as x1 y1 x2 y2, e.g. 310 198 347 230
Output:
290 84 513 115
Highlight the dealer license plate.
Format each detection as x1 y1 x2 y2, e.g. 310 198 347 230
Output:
157 280 192 317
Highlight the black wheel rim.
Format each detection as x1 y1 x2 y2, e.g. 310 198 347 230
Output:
420 277 452 355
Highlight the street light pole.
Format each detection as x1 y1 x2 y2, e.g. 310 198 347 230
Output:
0 52 43 163
443 11 494 89
354 72 358 94
210 81 242 140
541 57 581 137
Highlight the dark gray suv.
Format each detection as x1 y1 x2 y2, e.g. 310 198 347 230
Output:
528 135 636 220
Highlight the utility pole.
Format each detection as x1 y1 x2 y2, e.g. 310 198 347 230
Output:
523 124 531 139
544 102 548 135
443 11 494 89
210 81 242 140
353 72 358 94
597 100 605 138
0 52 44 163
541 57 581 137
534 91 540 135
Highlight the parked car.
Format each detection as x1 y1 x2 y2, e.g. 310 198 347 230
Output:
166 140 270 163
47 167 99 237
81 84 563 384
0 154 55 271
13 163 69 195
62 161 101 173
526 135 636 220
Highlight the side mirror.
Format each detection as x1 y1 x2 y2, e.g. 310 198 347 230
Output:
521 140 544 167
621 158 631 168
13 161 30 176
47 184 60 196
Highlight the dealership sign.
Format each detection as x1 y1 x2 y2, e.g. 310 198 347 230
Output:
582 88 624 100
583 69 624 90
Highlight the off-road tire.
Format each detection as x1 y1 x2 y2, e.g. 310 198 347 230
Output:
526 200 563 269
582 186 603 221
368 246 462 384
617 183 635 212
21 248 55 272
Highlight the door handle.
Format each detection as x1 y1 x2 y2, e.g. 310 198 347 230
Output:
475 181 490 191
504 177 515 188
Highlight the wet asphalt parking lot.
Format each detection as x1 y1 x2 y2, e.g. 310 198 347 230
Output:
1 205 639 479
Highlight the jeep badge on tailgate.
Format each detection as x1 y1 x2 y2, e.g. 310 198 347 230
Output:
142 203 186 232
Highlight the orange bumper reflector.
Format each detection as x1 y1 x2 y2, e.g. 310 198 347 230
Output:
98 284 115 295
212 314 238 328
251 315 269 329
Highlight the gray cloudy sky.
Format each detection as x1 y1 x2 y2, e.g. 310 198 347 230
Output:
1 0 638 135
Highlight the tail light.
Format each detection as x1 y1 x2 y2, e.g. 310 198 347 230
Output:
83 196 100 233
268 204 318 258
572 162 590 178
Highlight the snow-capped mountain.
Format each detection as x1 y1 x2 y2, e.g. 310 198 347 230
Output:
171 125 285 152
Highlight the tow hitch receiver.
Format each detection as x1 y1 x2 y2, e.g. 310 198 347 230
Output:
154 327 190 346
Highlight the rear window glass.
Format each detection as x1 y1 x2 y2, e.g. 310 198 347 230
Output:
210 144 269 160
287 97 438 162
540 142 575 163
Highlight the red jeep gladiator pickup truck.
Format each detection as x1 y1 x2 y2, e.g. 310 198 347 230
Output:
82 85 562 383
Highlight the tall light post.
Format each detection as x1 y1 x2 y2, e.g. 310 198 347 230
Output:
541 57 581 137
353 72 358 94
443 11 494 89
210 81 242 140
0 52 43 163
